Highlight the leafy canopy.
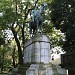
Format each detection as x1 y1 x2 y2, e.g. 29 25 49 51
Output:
50 0 75 52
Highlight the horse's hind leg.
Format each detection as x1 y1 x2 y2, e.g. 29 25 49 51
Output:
40 24 42 34
36 20 39 34
33 28 36 35
29 27 32 34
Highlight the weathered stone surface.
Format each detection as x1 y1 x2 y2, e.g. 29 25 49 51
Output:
26 64 54 75
24 34 67 75
24 34 51 64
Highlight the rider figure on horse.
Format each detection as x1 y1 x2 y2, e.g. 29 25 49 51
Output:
29 3 47 35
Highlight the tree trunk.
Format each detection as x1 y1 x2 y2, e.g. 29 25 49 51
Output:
11 27 23 65
1 49 4 72
22 25 25 53
12 48 16 67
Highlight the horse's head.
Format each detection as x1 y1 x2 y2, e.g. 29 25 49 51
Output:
40 3 47 14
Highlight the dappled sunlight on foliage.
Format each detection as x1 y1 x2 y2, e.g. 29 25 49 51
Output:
0 0 65 73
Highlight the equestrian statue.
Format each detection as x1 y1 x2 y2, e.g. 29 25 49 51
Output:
29 3 47 35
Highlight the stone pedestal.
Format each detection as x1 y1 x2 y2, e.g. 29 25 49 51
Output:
24 34 67 75
24 34 51 64
26 64 53 75
26 64 39 75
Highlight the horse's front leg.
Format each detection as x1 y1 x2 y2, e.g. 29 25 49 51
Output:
39 21 43 34
40 24 42 34
30 27 32 34
36 20 39 34
29 25 33 37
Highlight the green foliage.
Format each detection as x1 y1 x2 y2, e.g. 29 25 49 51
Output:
3 8 16 24
0 38 5 45
0 31 5 45
0 0 64 72
50 0 75 52
0 0 16 29
50 0 75 32
0 45 11 72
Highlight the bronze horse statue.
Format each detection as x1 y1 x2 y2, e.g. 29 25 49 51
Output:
29 3 47 35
